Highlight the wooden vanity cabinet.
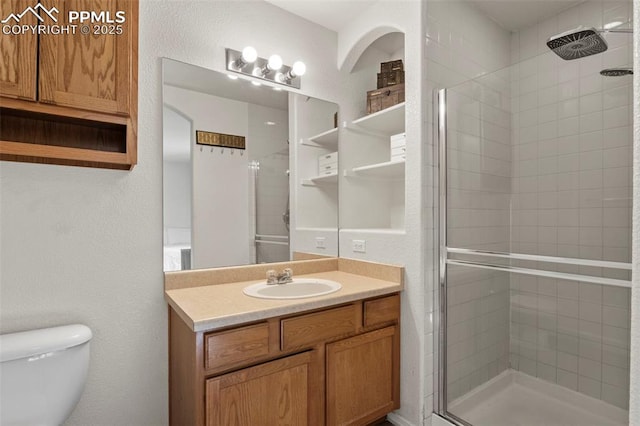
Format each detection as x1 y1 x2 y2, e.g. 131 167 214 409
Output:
169 293 400 426
0 0 138 169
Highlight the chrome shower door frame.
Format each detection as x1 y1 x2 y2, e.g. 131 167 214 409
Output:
433 85 632 425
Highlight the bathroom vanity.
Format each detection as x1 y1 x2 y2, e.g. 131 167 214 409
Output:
165 258 402 425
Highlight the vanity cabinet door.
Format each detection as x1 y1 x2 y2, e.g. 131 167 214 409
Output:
326 326 400 426
206 351 312 426
0 0 37 100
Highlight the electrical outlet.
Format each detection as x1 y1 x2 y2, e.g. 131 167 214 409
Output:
352 239 366 253
315 237 326 249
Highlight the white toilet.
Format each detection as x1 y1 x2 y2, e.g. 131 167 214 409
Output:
0 324 92 425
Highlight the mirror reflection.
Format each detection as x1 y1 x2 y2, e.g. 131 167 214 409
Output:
162 59 338 271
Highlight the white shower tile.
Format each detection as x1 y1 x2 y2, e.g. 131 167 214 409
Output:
601 383 629 410
537 362 557 382
579 283 603 303
558 98 579 119
602 343 629 369
557 352 578 373
579 74 602 96
557 369 579 390
579 301 602 323
603 126 632 149
556 135 580 155
579 338 602 362
579 93 602 114
557 117 579 137
557 333 579 355
603 86 631 110
602 364 629 388
579 130 603 152
603 286 629 309
602 306 629 329
579 111 603 134
578 375 601 399
558 80 579 101
578 357 601 380
603 105 630 129
579 320 602 342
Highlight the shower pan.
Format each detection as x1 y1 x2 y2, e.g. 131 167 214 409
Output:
434 49 633 425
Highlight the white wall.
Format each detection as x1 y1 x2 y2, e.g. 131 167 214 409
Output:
0 1 341 424
629 1 639 423
162 104 192 245
336 2 426 424
164 85 251 269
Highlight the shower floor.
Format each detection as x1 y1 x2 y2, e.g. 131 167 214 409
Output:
448 370 628 426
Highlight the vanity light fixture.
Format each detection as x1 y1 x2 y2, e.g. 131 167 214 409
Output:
232 46 257 69
226 47 305 89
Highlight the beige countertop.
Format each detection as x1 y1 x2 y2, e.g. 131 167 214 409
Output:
166 262 403 332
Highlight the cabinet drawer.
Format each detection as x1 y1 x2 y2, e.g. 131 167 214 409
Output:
364 294 400 328
281 305 357 351
204 323 269 371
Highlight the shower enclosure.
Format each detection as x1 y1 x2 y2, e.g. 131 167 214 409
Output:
250 148 291 264
435 43 633 425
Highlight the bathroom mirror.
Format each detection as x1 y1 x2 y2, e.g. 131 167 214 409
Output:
162 58 339 271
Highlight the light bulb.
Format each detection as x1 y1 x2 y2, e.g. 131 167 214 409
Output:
267 54 283 71
291 61 306 77
241 46 257 64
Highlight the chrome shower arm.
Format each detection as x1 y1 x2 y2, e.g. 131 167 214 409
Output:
599 28 633 33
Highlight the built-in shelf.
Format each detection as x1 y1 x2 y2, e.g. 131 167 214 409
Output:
351 102 405 135
347 160 405 178
340 228 406 235
297 227 338 232
301 174 338 186
302 127 339 148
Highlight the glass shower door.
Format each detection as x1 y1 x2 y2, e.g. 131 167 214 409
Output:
436 61 633 425
252 148 290 264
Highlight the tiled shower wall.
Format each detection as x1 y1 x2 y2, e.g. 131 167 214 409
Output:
509 0 633 409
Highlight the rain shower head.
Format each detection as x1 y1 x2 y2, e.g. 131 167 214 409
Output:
600 68 633 77
546 27 608 60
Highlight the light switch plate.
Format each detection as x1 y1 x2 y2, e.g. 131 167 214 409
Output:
352 239 366 253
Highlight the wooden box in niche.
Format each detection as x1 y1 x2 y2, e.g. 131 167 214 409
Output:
366 83 405 114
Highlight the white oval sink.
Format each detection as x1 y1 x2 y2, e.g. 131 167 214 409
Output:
243 278 342 300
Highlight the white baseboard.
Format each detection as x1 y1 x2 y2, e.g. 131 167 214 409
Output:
386 412 417 426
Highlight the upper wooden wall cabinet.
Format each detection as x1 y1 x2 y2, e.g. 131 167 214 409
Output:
0 0 138 170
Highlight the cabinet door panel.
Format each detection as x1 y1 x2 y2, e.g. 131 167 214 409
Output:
38 0 135 115
206 352 311 426
326 326 399 426
0 0 37 100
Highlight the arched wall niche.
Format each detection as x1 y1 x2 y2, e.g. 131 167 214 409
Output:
338 25 404 73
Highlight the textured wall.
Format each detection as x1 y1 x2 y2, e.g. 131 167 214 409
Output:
629 0 639 422
0 1 340 424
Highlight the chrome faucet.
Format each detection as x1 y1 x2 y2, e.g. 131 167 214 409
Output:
266 268 293 285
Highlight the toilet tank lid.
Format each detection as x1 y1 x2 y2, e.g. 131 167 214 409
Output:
0 324 92 362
